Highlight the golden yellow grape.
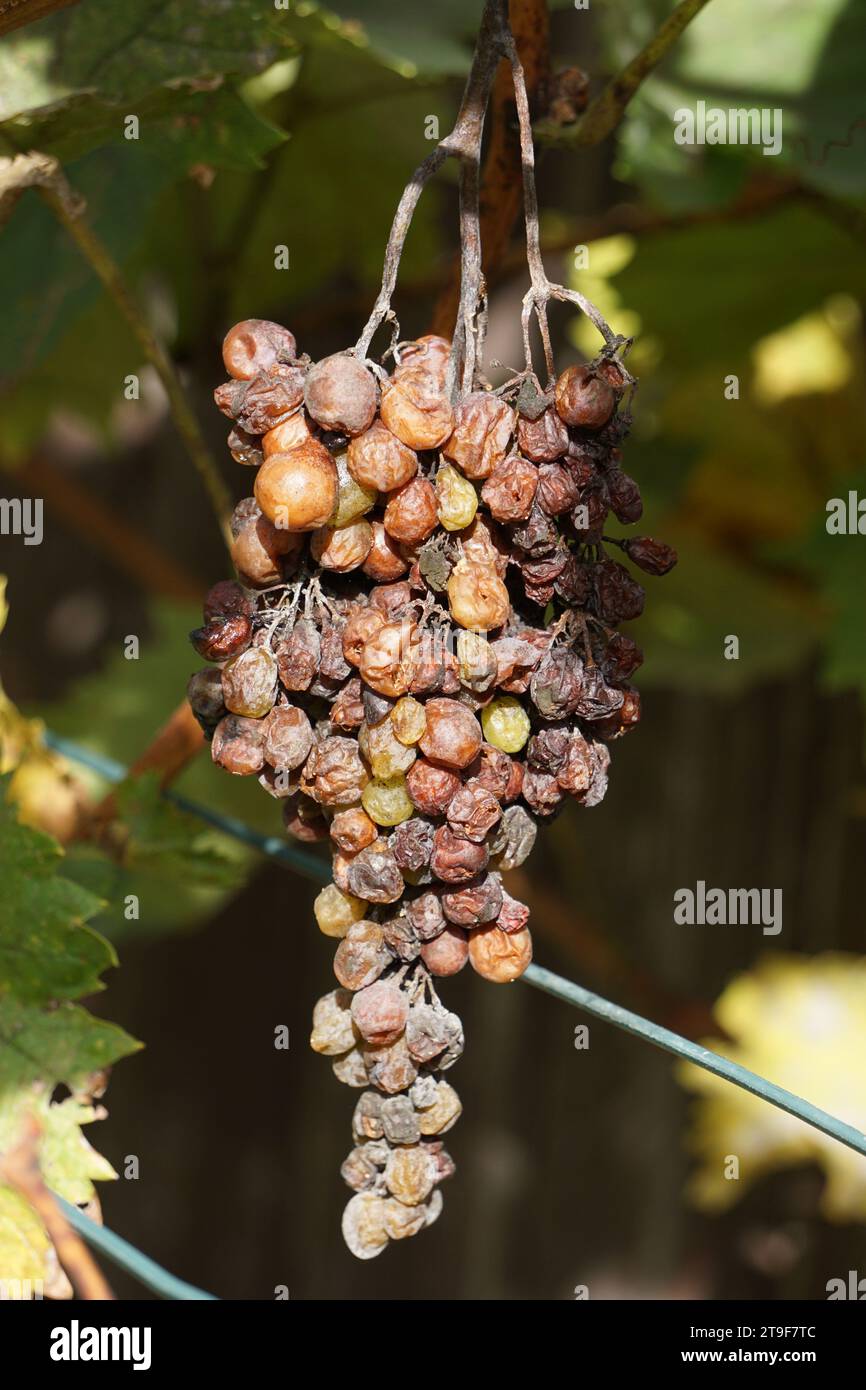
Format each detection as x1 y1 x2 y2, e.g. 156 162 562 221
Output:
481 695 531 753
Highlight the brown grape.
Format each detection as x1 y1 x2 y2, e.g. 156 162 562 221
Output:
254 443 338 532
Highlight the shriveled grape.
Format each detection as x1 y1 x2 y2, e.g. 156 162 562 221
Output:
361 775 414 827
416 1081 462 1136
468 922 533 982
442 392 513 480
263 705 313 770
390 696 426 746
310 989 358 1055
348 420 417 492
418 698 481 770
211 714 266 775
254 443 338 532
380 368 454 450
314 884 366 939
385 1145 436 1206
346 840 404 904
222 319 296 380
351 979 409 1046
305 354 378 436
342 1193 389 1260
333 920 392 990
420 923 469 975
436 464 478 531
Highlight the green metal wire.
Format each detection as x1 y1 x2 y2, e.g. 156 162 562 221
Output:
43 733 866 1171
54 1195 217 1300
523 966 866 1157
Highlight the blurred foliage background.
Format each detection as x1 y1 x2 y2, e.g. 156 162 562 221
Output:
1 0 866 1300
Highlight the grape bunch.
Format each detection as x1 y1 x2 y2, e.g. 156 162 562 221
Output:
187 316 676 1258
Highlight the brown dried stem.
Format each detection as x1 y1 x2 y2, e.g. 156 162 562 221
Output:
502 29 627 383
430 0 550 343
450 129 484 399
354 0 508 376
357 0 628 396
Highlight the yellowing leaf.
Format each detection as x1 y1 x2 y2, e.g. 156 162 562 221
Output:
752 304 854 405
679 953 866 1221
0 1188 53 1297
567 234 655 366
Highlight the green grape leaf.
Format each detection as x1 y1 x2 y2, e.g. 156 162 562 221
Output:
0 83 288 393
0 0 282 121
303 0 482 77
1 85 288 172
0 293 144 461
0 145 177 385
0 801 112 1005
0 1011 139 1292
32 1094 118 1204
0 0 462 168
0 1188 54 1297
0 998 139 1134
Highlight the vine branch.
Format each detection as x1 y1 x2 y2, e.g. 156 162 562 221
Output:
0 0 78 36
535 0 715 148
0 152 233 554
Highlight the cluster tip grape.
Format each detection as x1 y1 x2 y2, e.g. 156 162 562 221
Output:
188 316 676 1258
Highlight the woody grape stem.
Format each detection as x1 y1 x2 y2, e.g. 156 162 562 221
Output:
501 29 623 376
354 0 627 395
354 0 508 377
